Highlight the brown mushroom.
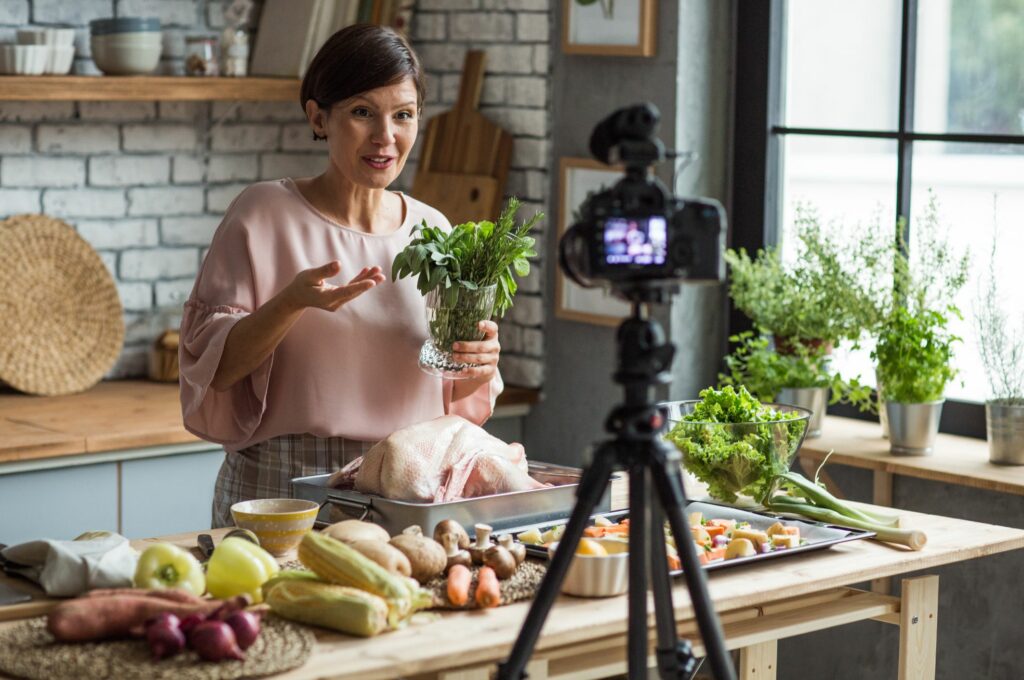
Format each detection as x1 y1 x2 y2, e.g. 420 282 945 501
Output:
468 523 493 565
497 534 526 565
440 532 472 573
483 544 517 580
433 519 470 550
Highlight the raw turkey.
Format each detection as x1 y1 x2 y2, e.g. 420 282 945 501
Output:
328 415 547 502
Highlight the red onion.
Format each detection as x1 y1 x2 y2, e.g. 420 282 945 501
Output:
225 610 262 650
178 613 205 634
146 612 181 630
188 620 245 662
146 619 186 660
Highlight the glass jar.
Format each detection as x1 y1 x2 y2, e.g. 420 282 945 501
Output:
184 35 219 76
418 284 496 379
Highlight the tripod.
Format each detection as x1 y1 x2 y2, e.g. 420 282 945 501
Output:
497 305 736 680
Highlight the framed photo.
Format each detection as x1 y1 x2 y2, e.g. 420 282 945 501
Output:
561 0 657 57
555 157 631 326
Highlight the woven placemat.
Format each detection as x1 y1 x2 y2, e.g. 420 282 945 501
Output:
0 213 124 395
0 614 314 680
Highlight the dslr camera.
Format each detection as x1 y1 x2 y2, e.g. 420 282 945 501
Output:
559 103 726 301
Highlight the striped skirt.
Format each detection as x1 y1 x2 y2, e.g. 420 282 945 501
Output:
211 434 375 529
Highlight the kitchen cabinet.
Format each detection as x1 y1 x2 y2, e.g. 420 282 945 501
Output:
120 447 225 539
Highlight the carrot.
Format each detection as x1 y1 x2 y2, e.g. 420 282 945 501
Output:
582 526 606 538
666 554 681 571
47 594 225 642
704 525 726 539
474 566 501 608
699 546 727 565
602 525 630 534
447 564 472 607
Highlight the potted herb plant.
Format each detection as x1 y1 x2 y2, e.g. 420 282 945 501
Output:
719 330 875 438
724 205 887 432
391 197 541 378
872 196 969 454
975 243 1024 464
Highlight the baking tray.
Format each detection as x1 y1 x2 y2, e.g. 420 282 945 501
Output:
516 500 875 572
291 461 615 537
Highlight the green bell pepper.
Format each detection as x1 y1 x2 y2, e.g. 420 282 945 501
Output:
205 536 280 604
133 542 206 596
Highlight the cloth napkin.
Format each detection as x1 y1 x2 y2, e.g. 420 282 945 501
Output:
0 531 138 596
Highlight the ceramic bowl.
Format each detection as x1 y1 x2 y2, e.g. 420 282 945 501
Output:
90 37 161 75
0 44 49 75
46 45 75 75
230 498 319 556
548 538 630 597
17 28 76 46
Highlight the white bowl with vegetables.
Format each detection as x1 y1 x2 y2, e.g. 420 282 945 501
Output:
548 537 630 598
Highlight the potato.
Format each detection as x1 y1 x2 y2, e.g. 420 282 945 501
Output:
323 519 391 544
389 534 446 584
349 540 412 577
725 538 756 559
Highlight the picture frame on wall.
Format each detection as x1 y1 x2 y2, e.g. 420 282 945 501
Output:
561 0 657 57
555 157 631 326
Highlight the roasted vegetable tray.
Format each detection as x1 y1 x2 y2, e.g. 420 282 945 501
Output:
513 500 875 573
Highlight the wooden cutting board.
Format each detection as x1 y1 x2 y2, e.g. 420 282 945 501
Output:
411 50 513 226
0 578 52 623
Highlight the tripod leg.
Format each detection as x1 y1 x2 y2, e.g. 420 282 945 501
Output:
496 445 617 680
627 460 650 678
649 499 697 679
650 443 736 680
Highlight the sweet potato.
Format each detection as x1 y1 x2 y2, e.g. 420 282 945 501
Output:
81 588 205 604
47 594 226 642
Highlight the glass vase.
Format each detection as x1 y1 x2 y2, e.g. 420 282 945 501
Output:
419 284 497 379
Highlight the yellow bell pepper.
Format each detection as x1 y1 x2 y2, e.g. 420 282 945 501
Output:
133 543 205 596
205 536 280 603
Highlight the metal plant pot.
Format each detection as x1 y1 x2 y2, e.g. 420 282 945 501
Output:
777 386 829 438
986 400 1024 465
886 400 944 455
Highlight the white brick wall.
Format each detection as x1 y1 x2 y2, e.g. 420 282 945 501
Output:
1 1 551 388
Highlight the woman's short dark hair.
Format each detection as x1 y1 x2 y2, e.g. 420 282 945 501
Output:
300 23 425 118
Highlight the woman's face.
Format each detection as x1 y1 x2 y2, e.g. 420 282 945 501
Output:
311 77 419 191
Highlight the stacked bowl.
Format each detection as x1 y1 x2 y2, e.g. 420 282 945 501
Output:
89 17 162 75
0 27 75 75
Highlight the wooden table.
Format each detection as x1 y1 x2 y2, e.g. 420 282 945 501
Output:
3 487 1022 680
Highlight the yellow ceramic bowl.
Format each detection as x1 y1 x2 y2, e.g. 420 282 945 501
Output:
548 537 630 597
230 498 319 556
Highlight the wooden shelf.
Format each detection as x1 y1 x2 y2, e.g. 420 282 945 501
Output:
0 75 301 101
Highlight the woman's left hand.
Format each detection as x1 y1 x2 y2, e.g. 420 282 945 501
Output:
452 320 500 383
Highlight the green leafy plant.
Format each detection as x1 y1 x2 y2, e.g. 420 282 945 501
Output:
392 195 542 318
872 194 969 403
719 331 876 412
974 241 1024 404
664 386 806 503
725 205 890 345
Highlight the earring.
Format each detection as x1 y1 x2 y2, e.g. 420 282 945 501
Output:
312 132 327 141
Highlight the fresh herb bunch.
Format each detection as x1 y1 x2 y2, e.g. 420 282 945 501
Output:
873 307 961 403
719 331 876 413
725 205 889 345
664 386 807 504
872 193 969 403
974 241 1024 404
391 197 542 318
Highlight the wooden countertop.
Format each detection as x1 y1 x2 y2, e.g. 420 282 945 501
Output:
800 415 1024 496
2 492 1022 678
0 380 541 466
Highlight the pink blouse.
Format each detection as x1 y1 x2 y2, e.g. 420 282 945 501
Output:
179 178 502 451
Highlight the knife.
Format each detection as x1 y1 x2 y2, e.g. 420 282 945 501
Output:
197 534 215 560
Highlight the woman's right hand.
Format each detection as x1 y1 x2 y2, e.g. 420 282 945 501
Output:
284 261 386 312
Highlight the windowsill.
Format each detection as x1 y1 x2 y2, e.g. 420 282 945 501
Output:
799 415 1021 496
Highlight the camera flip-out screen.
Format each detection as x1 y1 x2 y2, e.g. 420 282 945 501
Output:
602 216 668 266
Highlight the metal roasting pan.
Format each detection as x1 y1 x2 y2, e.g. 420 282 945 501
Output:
517 500 876 573
291 461 615 537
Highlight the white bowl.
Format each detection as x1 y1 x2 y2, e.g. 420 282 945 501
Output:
0 44 49 75
17 28 75 46
549 538 630 597
47 45 75 74
90 39 161 75
92 32 163 45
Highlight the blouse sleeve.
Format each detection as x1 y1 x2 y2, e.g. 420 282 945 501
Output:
443 369 504 425
178 214 272 449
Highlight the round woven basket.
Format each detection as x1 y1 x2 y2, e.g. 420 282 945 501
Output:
0 214 124 395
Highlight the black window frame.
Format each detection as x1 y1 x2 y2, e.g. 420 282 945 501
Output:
730 0 1024 439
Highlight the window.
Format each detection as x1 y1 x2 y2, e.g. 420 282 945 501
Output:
732 0 1024 438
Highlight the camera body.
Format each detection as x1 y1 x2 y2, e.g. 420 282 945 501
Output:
559 103 726 296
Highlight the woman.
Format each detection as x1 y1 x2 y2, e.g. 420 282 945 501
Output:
179 24 503 528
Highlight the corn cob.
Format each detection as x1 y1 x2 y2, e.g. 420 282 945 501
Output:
261 568 323 601
298 531 431 623
266 580 389 637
